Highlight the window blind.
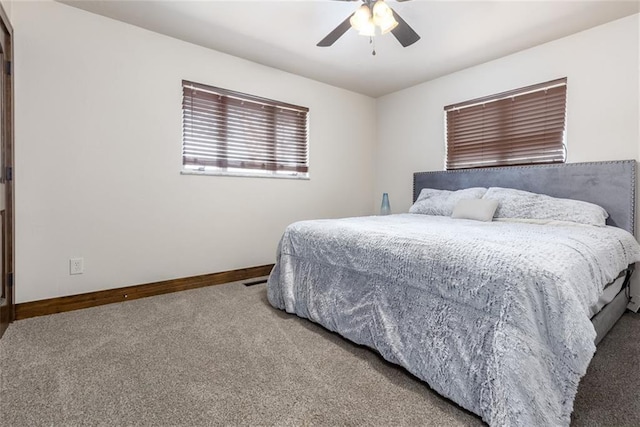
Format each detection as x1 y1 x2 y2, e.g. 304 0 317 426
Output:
445 78 567 170
182 80 309 175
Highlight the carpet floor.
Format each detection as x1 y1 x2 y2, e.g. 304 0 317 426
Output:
0 280 638 426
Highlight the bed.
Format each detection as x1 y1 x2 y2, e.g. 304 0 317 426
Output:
267 160 640 426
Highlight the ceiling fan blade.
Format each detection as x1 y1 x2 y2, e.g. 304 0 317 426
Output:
317 14 354 47
390 9 420 47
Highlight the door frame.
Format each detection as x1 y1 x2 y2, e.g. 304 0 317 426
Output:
0 2 14 338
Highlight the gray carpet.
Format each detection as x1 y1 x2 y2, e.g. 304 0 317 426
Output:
0 280 638 426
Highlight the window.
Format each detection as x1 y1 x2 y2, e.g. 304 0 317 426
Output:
182 80 309 178
445 78 567 170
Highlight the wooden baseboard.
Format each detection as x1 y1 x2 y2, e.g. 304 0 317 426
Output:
15 264 274 320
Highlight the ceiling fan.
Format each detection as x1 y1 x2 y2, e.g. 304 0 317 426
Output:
317 0 420 49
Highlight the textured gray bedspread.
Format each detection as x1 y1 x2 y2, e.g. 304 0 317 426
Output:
267 214 640 426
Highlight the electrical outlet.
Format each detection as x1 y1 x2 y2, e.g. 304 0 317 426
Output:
69 258 84 275
628 299 640 313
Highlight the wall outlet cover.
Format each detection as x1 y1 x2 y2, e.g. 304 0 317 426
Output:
70 258 84 275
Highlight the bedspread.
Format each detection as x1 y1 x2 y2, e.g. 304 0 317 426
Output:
267 214 640 426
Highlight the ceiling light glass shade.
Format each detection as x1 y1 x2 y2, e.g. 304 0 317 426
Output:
358 17 376 37
350 4 371 32
372 0 397 35
372 0 392 21
377 14 398 34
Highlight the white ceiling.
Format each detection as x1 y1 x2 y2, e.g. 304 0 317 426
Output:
59 0 639 98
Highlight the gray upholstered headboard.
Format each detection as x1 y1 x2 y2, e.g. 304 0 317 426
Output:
413 160 636 235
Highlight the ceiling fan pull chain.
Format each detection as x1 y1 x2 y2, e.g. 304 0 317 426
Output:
370 36 376 56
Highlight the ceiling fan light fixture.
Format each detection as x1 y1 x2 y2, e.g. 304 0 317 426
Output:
317 0 420 50
349 4 371 32
372 0 397 34
378 14 398 34
358 18 376 37
372 0 392 20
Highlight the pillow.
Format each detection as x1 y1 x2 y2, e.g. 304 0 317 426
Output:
483 187 608 226
409 187 487 216
451 198 498 222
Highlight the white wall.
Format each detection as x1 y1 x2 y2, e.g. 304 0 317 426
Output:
375 14 640 299
13 1 376 303
375 14 639 213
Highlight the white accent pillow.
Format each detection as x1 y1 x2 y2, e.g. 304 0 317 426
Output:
451 198 499 222
483 187 608 226
409 187 487 216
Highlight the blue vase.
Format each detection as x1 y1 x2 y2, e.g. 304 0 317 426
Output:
380 193 391 215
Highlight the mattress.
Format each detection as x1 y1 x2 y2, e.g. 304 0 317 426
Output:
268 214 640 426
590 274 627 318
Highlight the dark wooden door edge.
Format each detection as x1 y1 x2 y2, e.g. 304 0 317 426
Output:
0 3 11 34
0 210 6 337
0 0 13 338
15 264 274 320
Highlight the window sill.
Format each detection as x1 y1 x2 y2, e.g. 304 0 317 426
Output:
180 170 310 181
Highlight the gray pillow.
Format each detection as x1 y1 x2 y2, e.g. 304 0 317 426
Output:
483 187 608 226
409 187 487 216
451 199 499 222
